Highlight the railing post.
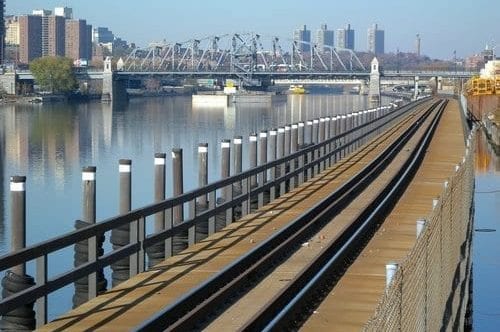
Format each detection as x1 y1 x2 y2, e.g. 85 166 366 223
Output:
331 116 338 165
284 125 291 157
111 159 131 287
258 131 267 208
290 124 298 189
172 148 187 254
346 113 353 154
1 176 36 330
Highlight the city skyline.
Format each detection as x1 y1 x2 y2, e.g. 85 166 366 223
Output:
5 0 500 59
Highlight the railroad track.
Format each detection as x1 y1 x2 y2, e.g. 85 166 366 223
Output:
135 99 447 331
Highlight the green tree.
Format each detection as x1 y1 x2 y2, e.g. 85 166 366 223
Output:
29 56 78 94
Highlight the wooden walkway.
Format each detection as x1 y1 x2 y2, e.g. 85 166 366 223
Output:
37 99 453 331
301 99 466 331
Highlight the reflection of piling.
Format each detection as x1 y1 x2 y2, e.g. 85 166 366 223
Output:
148 153 166 267
111 159 132 287
172 148 187 254
73 167 106 308
0 176 36 331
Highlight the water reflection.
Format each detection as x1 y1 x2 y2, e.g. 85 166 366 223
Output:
473 129 500 330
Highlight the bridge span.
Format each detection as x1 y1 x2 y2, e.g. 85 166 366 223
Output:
0 97 473 331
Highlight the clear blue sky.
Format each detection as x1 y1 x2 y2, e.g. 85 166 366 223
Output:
6 0 499 59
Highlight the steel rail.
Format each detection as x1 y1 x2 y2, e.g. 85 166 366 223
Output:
246 100 448 332
134 100 444 331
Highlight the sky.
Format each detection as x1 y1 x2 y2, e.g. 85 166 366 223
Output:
6 0 500 59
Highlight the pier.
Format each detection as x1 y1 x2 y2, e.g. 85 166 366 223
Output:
0 97 474 331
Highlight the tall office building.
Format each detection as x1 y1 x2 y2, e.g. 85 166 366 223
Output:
367 24 384 55
93 27 114 44
1 0 5 63
336 24 355 50
293 25 311 53
315 24 334 52
65 19 92 60
19 15 42 63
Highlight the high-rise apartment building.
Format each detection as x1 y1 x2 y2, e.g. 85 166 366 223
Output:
5 16 20 45
336 24 355 50
367 24 384 55
65 19 92 60
315 24 334 52
293 25 311 53
48 15 65 56
32 9 51 57
19 15 42 63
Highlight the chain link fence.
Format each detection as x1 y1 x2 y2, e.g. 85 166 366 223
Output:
364 130 475 331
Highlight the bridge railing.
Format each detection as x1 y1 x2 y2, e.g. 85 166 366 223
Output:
0 98 429 327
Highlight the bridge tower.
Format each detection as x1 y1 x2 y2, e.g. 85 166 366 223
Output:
101 57 128 102
368 57 381 108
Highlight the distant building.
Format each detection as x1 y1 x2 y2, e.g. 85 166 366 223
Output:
93 27 114 44
0 0 5 63
54 7 73 19
367 23 384 55
415 34 421 57
48 15 65 56
19 15 42 63
32 9 51 57
315 24 334 52
293 25 311 53
65 19 92 61
336 24 355 50
5 15 19 45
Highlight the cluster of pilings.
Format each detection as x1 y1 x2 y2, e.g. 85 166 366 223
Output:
0 105 396 330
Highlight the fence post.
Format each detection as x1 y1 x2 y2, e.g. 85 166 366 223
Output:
221 139 233 226
249 133 258 189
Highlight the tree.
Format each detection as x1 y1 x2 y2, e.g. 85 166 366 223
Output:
29 56 78 94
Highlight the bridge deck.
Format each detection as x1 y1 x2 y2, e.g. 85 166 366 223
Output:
301 99 466 331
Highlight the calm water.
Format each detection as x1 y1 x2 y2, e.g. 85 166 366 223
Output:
473 130 500 331
0 93 393 319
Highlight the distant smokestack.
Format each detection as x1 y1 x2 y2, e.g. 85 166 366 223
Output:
415 34 421 57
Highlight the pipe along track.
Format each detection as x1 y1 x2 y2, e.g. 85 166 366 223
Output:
135 99 447 331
